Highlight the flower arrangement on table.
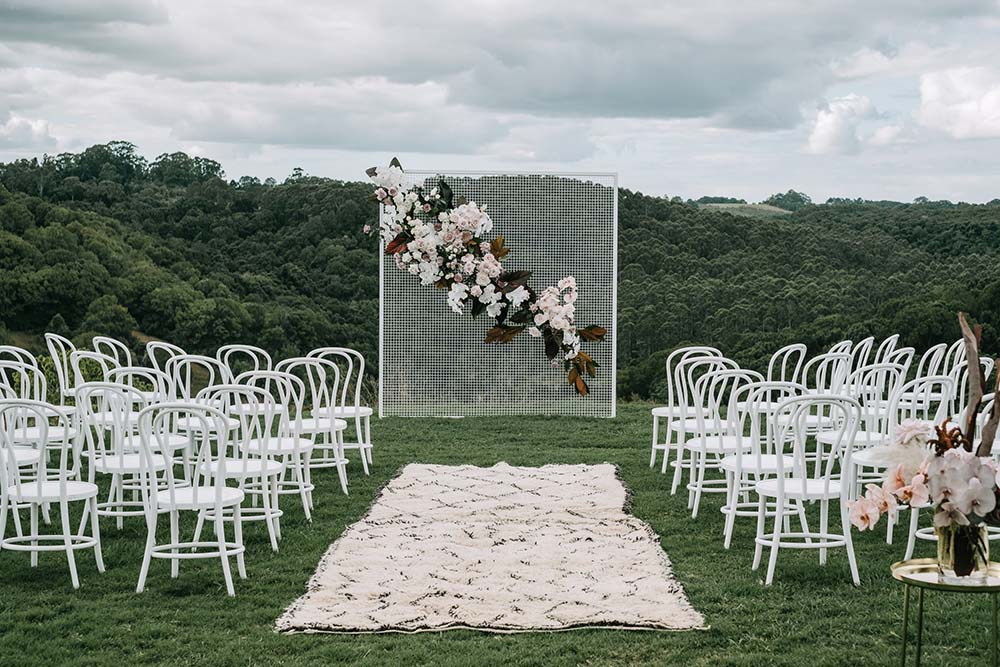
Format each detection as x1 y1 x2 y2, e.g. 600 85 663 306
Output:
365 159 606 395
848 313 1000 580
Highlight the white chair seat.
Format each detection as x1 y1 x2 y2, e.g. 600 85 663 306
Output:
90 412 140 428
242 436 315 455
755 477 844 500
816 429 886 447
298 417 348 433
175 416 240 432
12 447 40 467
12 425 78 442
122 432 191 451
720 453 794 474
683 434 748 453
91 453 167 474
154 486 244 510
199 458 283 478
315 405 373 418
733 399 782 412
669 417 720 431
9 480 99 503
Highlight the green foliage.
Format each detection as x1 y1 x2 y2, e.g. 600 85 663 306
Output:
1 143 998 401
763 189 813 211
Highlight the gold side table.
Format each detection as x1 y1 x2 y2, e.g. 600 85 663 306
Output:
891 558 1000 667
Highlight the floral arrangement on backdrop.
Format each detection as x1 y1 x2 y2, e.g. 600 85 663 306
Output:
365 159 606 395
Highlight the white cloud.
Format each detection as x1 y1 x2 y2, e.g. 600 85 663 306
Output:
806 94 877 154
917 67 1000 138
0 113 56 149
868 124 917 146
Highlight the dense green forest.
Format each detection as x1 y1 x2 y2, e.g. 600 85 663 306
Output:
2 142 998 400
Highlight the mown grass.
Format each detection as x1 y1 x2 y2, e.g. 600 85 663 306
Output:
0 403 993 666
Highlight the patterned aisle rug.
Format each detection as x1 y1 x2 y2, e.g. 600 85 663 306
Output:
276 462 706 633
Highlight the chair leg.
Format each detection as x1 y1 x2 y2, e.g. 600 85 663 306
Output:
136 511 157 593
796 500 812 545
271 481 282 542
691 452 707 519
841 498 861 585
215 512 235 597
112 474 124 530
0 495 7 548
669 431 685 488
723 472 737 549
169 510 179 578
650 417 659 468
89 496 105 573
233 504 246 580
191 510 206 552
819 500 829 565
752 494 766 571
59 500 80 589
30 503 38 567
261 475 279 552
765 495 784 585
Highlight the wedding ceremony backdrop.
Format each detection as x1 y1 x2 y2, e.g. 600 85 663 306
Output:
378 171 618 418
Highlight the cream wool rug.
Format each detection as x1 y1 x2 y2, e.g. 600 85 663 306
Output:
276 462 705 633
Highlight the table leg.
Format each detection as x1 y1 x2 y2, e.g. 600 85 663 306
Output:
900 584 910 667
993 592 998 667
915 587 924 667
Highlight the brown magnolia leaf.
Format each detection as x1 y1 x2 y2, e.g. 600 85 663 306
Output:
574 375 589 396
578 326 607 342
499 270 532 287
543 329 559 360
484 325 525 344
568 367 580 385
384 232 409 255
434 278 450 289
490 235 504 254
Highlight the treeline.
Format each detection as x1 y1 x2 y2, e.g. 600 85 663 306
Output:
2 142 999 401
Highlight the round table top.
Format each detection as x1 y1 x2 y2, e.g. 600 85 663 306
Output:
891 558 1000 592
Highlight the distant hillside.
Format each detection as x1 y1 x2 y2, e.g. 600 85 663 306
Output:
2 142 999 401
697 203 792 220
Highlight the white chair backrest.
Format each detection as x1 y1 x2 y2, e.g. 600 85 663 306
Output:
137 403 232 510
0 345 37 368
689 366 764 438
885 347 915 374
276 357 342 418
767 344 806 384
106 366 174 402
0 399 76 498
943 338 967 377
951 358 996 424
235 370 306 439
44 332 76 404
772 395 861 496
873 334 900 365
913 343 948 380
0 359 47 402
675 354 739 421
659 345 722 413
801 352 851 395
146 341 186 375
849 336 875 373
76 383 147 467
217 344 273 377
166 354 231 401
845 363 906 438
197 384 275 476
70 350 118 387
307 347 367 414
828 340 852 355
93 336 133 367
731 381 805 474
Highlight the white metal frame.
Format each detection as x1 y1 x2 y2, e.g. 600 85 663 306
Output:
378 169 618 418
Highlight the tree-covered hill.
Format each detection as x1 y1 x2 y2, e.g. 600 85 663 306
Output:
2 142 998 400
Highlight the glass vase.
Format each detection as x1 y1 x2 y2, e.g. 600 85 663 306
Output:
936 524 989 584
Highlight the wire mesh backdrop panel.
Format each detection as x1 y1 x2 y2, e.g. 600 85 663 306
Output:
380 171 618 418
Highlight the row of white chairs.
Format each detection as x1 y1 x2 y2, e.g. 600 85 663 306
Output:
648 337 994 585
0 334 375 594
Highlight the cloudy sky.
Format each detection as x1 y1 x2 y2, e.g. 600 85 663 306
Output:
1 0 999 202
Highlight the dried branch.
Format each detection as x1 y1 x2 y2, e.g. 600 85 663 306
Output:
959 312 984 441
978 361 1000 457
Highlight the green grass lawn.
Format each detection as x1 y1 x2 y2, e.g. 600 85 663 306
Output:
0 403 994 666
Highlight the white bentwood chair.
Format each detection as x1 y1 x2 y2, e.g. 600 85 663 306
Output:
0 400 104 589
752 395 862 585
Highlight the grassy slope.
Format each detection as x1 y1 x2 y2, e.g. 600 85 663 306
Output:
0 403 992 667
